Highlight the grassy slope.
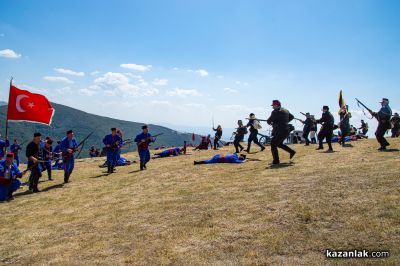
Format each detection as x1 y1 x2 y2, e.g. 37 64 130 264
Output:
0 139 399 265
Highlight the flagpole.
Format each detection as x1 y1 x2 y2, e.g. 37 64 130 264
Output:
4 77 13 153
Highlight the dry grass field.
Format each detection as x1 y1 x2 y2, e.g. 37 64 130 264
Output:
0 138 399 265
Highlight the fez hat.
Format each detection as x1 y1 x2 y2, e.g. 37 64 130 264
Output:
380 98 389 103
271 100 281 107
6 152 14 158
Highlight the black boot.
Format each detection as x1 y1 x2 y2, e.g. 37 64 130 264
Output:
140 161 144 171
64 173 69 183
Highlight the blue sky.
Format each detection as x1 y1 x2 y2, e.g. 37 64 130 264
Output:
0 0 399 136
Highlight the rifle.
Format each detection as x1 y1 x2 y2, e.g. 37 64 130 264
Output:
245 118 268 122
293 118 304 123
300 112 307 117
75 131 95 158
137 133 163 146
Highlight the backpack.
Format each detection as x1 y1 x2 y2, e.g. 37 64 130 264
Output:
253 120 262 130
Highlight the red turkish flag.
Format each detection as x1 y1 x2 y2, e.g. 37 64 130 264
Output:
7 85 54 125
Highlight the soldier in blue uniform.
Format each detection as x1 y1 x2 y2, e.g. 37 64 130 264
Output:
42 139 53 180
103 128 122 174
10 139 22 166
0 153 23 201
134 125 155 170
153 147 182 158
194 153 247 165
0 137 10 160
372 98 392 150
60 130 78 183
52 141 63 169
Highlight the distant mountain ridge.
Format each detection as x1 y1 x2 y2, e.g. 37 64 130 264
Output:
0 103 200 160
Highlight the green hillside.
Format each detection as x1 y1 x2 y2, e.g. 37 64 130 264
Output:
0 103 199 160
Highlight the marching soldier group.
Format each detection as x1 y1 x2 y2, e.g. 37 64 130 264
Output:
0 96 397 201
212 97 397 166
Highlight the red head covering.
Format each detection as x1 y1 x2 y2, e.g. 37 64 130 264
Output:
271 100 281 107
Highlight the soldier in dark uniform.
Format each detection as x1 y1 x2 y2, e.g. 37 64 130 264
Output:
310 115 318 144
26 132 42 192
338 106 351 147
212 125 223 150
391 113 399 138
245 113 265 153
358 120 368 136
299 112 313 146
316 106 334 152
372 98 392 150
266 100 296 165
233 120 247 153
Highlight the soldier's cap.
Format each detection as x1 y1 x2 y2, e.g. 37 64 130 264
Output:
6 152 14 158
66 130 73 134
380 98 389 103
271 100 281 106
111 127 117 131
34 132 41 137
322 105 329 110
249 113 255 118
394 113 399 117
142 125 148 130
306 112 310 115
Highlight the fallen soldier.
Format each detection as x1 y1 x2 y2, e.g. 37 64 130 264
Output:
193 135 212 151
153 147 183 158
194 153 247 165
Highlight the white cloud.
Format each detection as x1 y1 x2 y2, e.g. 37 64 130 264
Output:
57 87 72 95
19 84 49 95
93 72 158 97
187 69 209 77
166 88 202 98
79 88 97 96
196 69 209 77
55 68 85 77
43 76 74 84
173 67 179 71
235 81 249 86
120 63 152 72
152 78 168 86
0 49 21 58
90 71 100 76
223 87 238 93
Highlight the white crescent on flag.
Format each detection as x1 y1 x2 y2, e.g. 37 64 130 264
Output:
16 94 29 112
